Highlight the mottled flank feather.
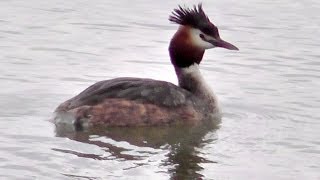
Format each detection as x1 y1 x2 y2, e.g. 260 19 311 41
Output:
55 77 215 127
56 77 195 112
65 98 202 127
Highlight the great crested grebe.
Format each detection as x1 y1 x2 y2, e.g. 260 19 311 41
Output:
54 4 238 127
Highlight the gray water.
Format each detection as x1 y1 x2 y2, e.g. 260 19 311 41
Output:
0 0 319 179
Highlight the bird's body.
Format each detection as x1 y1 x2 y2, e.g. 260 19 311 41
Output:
55 76 216 127
54 4 238 128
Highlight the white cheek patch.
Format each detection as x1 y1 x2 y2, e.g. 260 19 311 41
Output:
189 28 214 49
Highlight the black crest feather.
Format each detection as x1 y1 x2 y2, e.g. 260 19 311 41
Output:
169 4 209 27
169 4 219 37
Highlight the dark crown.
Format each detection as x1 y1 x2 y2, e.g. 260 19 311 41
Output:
169 4 219 38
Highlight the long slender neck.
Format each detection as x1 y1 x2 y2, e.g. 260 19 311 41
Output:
169 26 215 100
175 64 214 100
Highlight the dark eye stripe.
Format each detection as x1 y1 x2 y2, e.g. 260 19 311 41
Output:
202 27 212 35
201 25 220 38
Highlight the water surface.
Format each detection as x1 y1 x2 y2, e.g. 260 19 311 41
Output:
0 0 319 179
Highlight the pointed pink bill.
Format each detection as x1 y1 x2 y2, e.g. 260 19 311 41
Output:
214 39 239 50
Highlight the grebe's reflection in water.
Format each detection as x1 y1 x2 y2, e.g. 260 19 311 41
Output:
54 117 220 179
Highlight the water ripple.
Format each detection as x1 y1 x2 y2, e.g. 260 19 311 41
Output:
30 47 101 56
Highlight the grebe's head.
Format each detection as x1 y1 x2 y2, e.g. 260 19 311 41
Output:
169 4 238 51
